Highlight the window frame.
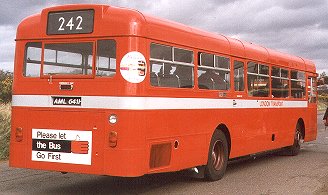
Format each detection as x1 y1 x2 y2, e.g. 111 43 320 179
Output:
150 43 195 89
198 52 231 91
95 39 117 77
40 40 96 79
247 61 270 98
23 42 42 78
271 66 290 98
290 70 306 99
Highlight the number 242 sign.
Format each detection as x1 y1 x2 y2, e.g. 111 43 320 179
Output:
47 10 94 35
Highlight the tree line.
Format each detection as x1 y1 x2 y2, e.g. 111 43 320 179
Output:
318 72 328 86
0 69 13 103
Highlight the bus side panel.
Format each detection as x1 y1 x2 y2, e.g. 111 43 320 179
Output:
102 110 147 177
145 109 209 173
9 107 28 168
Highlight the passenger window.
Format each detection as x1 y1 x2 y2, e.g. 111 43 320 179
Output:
198 52 230 90
216 56 230 69
150 44 172 61
200 53 214 67
271 67 289 98
234 61 244 91
308 77 317 103
96 40 116 77
23 42 42 77
174 48 193 63
150 43 194 88
247 62 269 97
291 70 305 98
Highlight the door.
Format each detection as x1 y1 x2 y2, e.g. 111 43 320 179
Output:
307 74 317 139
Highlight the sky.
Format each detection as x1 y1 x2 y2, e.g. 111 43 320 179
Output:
0 0 327 74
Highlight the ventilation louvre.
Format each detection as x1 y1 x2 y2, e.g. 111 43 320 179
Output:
149 143 172 169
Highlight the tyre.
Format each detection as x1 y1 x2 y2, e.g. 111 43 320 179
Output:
284 123 302 156
205 130 228 181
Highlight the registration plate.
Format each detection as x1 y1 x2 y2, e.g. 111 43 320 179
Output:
52 96 81 106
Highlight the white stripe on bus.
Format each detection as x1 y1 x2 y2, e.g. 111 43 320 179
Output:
12 95 308 110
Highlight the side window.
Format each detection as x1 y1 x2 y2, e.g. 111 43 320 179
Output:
198 52 230 90
234 60 244 91
247 62 269 97
271 67 289 98
150 43 194 88
23 42 42 77
308 77 317 103
96 40 116 77
291 70 305 98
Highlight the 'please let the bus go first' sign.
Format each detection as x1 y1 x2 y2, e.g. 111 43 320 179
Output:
31 129 92 165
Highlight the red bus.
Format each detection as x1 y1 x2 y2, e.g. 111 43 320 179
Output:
10 4 317 181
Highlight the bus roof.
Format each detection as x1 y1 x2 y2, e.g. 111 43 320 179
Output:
16 4 316 73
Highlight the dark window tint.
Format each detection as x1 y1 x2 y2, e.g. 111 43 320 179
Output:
281 69 288 78
150 61 194 88
247 62 257 74
248 75 269 97
216 56 230 69
174 48 193 63
96 40 116 77
247 62 269 97
291 70 305 98
234 61 244 91
198 68 230 90
150 44 172 61
272 78 289 98
259 64 269 75
150 43 194 88
271 66 289 98
200 53 214 67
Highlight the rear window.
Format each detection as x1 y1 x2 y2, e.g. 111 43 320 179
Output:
23 40 117 77
43 42 93 75
23 42 42 77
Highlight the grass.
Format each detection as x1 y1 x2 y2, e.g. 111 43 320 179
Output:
0 103 11 160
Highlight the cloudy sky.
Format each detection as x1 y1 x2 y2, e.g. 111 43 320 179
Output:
1 0 327 74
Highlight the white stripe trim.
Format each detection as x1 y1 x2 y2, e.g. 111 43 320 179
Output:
12 95 308 110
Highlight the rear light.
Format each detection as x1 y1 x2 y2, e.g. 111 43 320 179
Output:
109 131 118 148
108 114 118 124
15 127 23 142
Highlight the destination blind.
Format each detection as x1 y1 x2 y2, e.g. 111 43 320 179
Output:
47 9 94 35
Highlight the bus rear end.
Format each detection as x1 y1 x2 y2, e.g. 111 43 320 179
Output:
10 4 148 177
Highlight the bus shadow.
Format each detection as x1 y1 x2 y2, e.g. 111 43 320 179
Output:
43 150 311 195
43 171 200 195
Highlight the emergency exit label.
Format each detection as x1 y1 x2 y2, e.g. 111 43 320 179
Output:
31 129 92 165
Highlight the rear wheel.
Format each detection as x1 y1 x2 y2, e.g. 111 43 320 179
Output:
205 130 228 181
284 123 302 156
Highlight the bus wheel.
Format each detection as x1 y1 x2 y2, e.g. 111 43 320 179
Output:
285 123 302 156
205 130 228 181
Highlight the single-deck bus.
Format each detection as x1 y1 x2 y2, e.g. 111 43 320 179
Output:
10 4 317 181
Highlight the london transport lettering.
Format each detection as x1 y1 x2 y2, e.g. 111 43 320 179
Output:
259 100 284 107
31 129 92 165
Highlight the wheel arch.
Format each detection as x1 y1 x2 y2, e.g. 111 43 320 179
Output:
297 118 305 139
215 124 231 158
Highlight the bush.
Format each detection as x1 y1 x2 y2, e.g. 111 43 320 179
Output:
0 103 11 160
0 70 13 103
319 94 328 104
